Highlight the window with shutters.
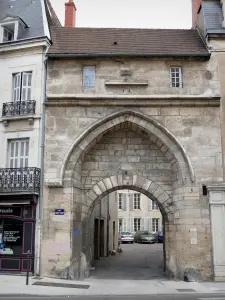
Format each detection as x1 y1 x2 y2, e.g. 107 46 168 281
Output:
118 193 122 209
152 218 159 233
8 139 29 168
83 66 95 88
134 218 141 232
152 201 159 210
170 66 182 88
13 72 32 101
134 193 140 209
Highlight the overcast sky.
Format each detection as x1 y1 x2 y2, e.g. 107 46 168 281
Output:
51 0 192 29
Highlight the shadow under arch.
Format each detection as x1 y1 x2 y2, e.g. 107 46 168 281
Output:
61 110 195 187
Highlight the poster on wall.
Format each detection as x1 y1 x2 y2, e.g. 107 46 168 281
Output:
3 231 21 242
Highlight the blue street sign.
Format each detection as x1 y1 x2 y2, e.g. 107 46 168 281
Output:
55 209 65 215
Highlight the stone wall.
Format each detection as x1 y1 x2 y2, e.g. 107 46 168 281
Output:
41 57 223 280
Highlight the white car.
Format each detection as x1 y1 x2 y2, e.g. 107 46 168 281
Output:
120 232 134 244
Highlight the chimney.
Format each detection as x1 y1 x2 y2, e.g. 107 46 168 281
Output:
192 0 202 28
65 0 76 27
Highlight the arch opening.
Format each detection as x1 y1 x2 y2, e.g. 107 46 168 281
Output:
81 185 167 280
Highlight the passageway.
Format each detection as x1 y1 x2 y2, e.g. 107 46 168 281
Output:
90 243 164 280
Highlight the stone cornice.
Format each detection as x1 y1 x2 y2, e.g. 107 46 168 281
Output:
46 94 220 107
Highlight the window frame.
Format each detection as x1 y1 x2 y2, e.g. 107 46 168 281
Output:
134 218 141 232
8 139 29 168
170 66 183 88
134 193 141 209
12 72 32 102
152 218 159 233
82 66 96 89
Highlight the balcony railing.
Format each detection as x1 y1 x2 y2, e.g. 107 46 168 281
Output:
0 168 41 194
2 100 36 117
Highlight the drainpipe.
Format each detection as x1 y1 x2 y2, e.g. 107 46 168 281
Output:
106 194 109 256
35 46 49 276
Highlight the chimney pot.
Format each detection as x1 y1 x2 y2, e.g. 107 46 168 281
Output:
65 0 76 27
192 0 202 28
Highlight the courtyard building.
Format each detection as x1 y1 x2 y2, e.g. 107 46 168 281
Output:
116 190 163 234
0 0 60 274
42 0 223 281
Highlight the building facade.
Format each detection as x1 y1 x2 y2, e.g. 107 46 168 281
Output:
116 190 163 234
40 0 223 280
0 0 59 274
193 0 225 281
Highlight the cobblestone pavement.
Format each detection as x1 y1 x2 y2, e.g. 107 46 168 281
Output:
90 243 165 280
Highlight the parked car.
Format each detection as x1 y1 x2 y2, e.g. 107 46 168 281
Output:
134 231 156 244
120 232 134 243
157 230 163 243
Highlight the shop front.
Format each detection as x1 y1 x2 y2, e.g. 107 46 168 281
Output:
0 204 36 272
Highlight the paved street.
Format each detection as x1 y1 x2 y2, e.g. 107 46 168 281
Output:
90 243 165 280
0 294 225 300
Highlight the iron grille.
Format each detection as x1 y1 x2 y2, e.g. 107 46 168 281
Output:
0 167 41 194
2 100 36 117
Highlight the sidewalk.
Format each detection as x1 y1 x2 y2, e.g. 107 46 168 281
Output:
0 274 225 296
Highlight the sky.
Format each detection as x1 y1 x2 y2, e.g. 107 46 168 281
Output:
51 0 192 29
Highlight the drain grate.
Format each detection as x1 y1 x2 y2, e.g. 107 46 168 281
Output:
176 289 196 292
33 281 90 289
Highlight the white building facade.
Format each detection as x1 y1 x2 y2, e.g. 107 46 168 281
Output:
116 190 163 234
0 0 60 274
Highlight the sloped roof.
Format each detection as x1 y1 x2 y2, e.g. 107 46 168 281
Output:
202 0 225 34
0 0 45 40
48 27 210 58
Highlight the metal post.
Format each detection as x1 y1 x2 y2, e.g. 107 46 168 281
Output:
26 250 30 285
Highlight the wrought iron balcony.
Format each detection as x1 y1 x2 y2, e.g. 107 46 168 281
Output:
2 100 36 117
0 168 41 194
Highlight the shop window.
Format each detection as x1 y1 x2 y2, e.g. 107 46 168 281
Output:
0 219 23 255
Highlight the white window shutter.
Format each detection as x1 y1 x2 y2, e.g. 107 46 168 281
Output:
122 194 126 211
13 73 21 101
148 218 152 232
140 218 144 231
148 199 152 211
129 194 134 211
144 217 149 231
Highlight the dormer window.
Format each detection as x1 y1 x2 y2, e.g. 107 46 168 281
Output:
2 26 14 42
0 14 28 44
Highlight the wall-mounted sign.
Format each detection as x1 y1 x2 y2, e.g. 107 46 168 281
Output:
0 207 22 218
55 209 64 215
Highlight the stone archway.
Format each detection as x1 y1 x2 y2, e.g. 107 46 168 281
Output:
81 175 172 279
61 110 195 187
60 110 197 280
42 109 213 282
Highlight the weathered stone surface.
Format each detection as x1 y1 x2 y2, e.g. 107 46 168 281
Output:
42 57 222 282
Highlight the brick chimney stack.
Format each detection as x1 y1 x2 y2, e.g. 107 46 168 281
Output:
192 0 202 28
65 0 76 27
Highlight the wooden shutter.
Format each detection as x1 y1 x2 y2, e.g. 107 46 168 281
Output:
140 218 144 231
148 218 152 232
21 72 32 101
148 199 152 211
122 194 127 211
8 139 29 168
144 218 149 231
13 73 21 101
129 194 134 211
